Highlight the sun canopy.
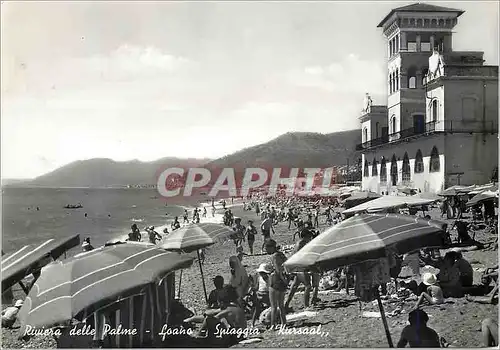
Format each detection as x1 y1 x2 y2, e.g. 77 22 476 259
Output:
18 243 193 335
342 196 436 217
466 190 499 207
2 234 80 292
284 213 447 273
438 185 476 196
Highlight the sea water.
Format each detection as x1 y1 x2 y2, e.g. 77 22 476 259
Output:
1 187 215 255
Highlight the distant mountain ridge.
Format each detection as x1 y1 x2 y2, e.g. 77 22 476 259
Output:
9 129 361 188
17 157 211 188
207 129 361 169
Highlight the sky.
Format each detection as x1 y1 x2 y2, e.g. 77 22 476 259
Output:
1 1 498 179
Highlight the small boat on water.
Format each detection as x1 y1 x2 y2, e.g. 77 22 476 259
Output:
64 204 83 209
131 218 144 222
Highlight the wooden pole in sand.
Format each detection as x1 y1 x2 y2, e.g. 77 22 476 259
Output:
375 289 393 347
197 250 209 303
177 270 183 298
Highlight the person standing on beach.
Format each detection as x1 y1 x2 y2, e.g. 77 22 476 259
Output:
211 204 216 217
129 224 141 242
265 239 288 328
246 220 257 255
203 207 207 218
260 214 275 253
183 209 189 224
232 218 245 247
255 203 260 218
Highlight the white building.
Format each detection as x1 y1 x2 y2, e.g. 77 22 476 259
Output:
357 3 498 194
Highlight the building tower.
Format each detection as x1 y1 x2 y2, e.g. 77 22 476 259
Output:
378 3 464 141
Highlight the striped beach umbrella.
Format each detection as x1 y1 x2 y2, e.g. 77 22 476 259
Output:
284 213 447 348
2 234 80 293
466 190 499 207
160 223 233 303
284 213 447 273
17 242 194 336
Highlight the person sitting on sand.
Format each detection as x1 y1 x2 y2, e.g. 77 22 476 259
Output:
481 318 498 347
413 273 444 309
251 263 272 326
82 238 94 252
466 269 498 305
236 246 248 263
2 299 23 328
207 276 225 309
171 217 181 230
229 256 249 305
198 285 247 346
397 309 441 348
451 250 474 287
437 252 463 298
146 226 162 244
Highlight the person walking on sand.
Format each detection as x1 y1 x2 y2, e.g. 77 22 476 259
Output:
260 214 275 253
211 204 216 218
246 220 257 255
203 207 207 218
183 209 189 224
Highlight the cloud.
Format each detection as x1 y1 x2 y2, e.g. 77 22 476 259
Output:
288 53 386 100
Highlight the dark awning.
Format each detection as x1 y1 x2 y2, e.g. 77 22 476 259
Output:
2 234 80 292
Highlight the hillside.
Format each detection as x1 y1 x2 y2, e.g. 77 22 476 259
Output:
21 157 211 188
11 129 361 188
208 129 361 169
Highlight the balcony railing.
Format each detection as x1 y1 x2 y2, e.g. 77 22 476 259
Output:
356 120 498 151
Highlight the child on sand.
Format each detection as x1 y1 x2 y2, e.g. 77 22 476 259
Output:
397 309 441 348
414 273 444 309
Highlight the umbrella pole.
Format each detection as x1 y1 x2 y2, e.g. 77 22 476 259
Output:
178 270 183 299
197 250 209 303
375 289 393 348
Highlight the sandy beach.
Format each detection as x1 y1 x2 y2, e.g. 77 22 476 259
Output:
2 197 498 348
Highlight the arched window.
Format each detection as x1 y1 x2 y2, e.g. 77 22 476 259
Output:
372 158 378 176
390 115 397 134
414 149 424 173
389 73 393 94
364 159 370 177
432 100 438 122
429 146 440 172
390 154 398 186
375 122 380 138
402 152 411 182
380 157 387 183
363 127 368 143
408 66 417 89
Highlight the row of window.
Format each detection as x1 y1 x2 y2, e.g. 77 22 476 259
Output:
388 66 430 93
363 146 441 184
